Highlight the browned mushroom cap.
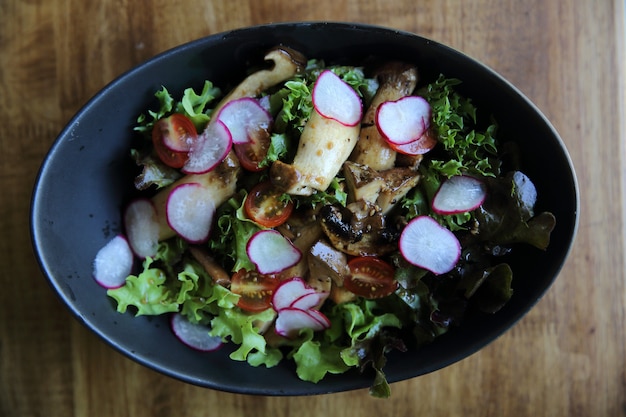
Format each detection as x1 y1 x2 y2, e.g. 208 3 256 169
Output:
319 200 400 257
350 62 419 171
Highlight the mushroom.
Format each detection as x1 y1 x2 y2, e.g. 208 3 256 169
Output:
213 46 307 115
319 200 400 257
343 161 385 205
350 62 419 171
376 167 421 214
308 239 350 286
307 239 356 304
343 161 421 215
270 108 360 195
188 245 231 287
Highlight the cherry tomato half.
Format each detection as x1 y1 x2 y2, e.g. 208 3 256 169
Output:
344 256 398 299
230 269 281 312
152 114 198 168
233 130 271 172
244 181 294 228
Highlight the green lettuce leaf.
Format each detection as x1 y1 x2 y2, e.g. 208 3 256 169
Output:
107 257 180 316
209 307 277 362
207 191 261 272
134 86 174 135
292 338 350 383
258 133 290 169
175 80 221 130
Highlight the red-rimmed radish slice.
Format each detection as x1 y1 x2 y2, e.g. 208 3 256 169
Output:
399 216 461 275
312 70 363 127
166 182 216 243
123 198 159 258
271 277 317 311
376 96 431 145
274 307 330 338
390 128 438 156
216 97 272 145
92 235 134 289
432 175 487 214
182 120 232 174
170 313 222 352
290 291 328 311
156 113 198 152
246 229 302 274
305 308 331 328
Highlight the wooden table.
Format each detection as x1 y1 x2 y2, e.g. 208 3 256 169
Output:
2 1 624 416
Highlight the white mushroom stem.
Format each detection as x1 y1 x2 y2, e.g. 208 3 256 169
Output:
213 46 307 115
270 108 360 195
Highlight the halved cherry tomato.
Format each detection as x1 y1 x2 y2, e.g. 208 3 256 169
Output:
244 181 294 227
233 130 271 171
344 256 398 299
230 269 281 312
152 114 198 168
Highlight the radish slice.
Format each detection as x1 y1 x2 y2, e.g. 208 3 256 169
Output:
399 216 461 275
392 129 438 156
170 313 222 352
216 98 272 145
432 175 487 214
272 277 317 311
274 307 330 338
123 198 159 258
182 120 232 174
166 182 216 243
246 230 302 274
290 291 327 311
312 70 363 127
305 308 332 328
92 235 134 289
376 96 431 145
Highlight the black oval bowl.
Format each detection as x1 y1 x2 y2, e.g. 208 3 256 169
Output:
30 22 578 396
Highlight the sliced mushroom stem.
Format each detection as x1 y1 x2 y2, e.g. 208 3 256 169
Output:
214 46 307 115
350 62 419 170
270 109 360 195
188 246 231 287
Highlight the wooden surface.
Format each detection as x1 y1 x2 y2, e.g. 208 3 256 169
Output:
1 1 625 416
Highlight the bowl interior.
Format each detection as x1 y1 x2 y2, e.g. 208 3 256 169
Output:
31 22 578 395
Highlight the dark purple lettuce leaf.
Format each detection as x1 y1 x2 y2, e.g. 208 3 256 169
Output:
473 171 556 250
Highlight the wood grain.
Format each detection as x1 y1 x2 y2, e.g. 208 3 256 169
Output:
1 1 624 416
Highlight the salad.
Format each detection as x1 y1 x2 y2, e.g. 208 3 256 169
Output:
92 46 556 397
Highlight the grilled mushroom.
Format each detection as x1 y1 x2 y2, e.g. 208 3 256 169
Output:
213 46 307 115
270 108 360 195
319 200 400 256
350 62 419 170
